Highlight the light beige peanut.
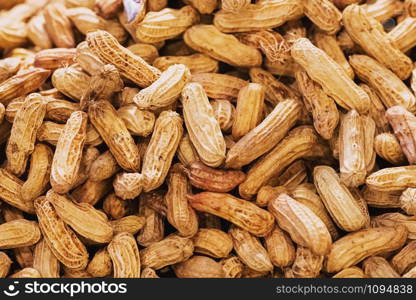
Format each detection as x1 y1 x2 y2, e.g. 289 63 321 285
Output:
339 110 366 187
165 164 198 237
406 0 416 17
366 166 416 192
52 67 91 101
388 16 416 53
295 70 339 140
72 146 100 189
6 93 47 176
0 219 41 249
0 168 34 213
136 6 199 44
10 268 41 278
268 193 332 256
301 0 342 34
51 111 87 194
184 25 262 68
86 30 161 88
290 185 339 240
332 267 366 278
256 186 288 208
34 48 77 70
177 134 199 167
343 4 412 80
142 110 183 191
372 213 416 239
400 188 416 215
46 98 80 124
182 161 245 193
0 252 12 278
87 248 112 278
94 0 122 18
391 241 416 274
403 266 416 278
117 105 155 137
188 192 275 237
89 150 120 182
229 226 273 273
362 186 401 209
140 234 193 270
350 55 415 111
270 160 308 190
75 41 105 76
363 256 400 278
232 83 265 140
47 190 113 243
291 246 324 278
108 232 140 278
325 225 408 273
374 133 406 165
153 54 218 74
214 0 303 33
35 196 89 270
226 99 301 169
313 31 354 79
239 126 319 199
314 166 367 232
174 255 225 278
89 100 140 172
110 215 146 235
134 64 190 110
0 57 20 83
220 256 244 278
291 38 370 114
264 226 295 268
127 43 159 65
21 143 53 204
113 172 144 200
182 83 225 167
191 72 247 100
221 0 250 12
0 68 50 106
33 239 60 278
192 228 232 259
44 3 75 48
210 100 235 133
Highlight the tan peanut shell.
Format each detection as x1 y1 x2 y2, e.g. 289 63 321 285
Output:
265 227 295 268
291 246 324 278
325 225 408 273
400 188 416 215
214 0 303 33
142 110 183 192
302 0 342 34
174 255 225 278
239 126 318 199
153 53 218 74
184 25 262 68
136 6 199 43
21 143 53 204
0 252 12 278
229 226 273 273
89 150 120 182
110 215 146 235
137 193 165 247
108 232 140 278
366 166 416 192
0 168 34 213
51 111 87 194
232 83 265 140
192 228 233 259
47 190 113 243
165 164 198 237
182 83 226 167
374 133 407 165
87 248 112 278
44 3 75 48
332 267 366 278
226 99 301 169
268 194 332 256
350 55 416 112
6 93 47 176
188 192 275 237
0 219 41 249
33 239 60 278
86 30 161 88
34 196 89 270
363 256 400 278
113 173 144 200
140 234 194 270
133 64 190 110
343 4 412 80
371 212 416 239
89 100 140 172
183 161 245 193
391 241 416 274
52 67 91 101
220 255 244 278
291 38 370 114
210 100 235 132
